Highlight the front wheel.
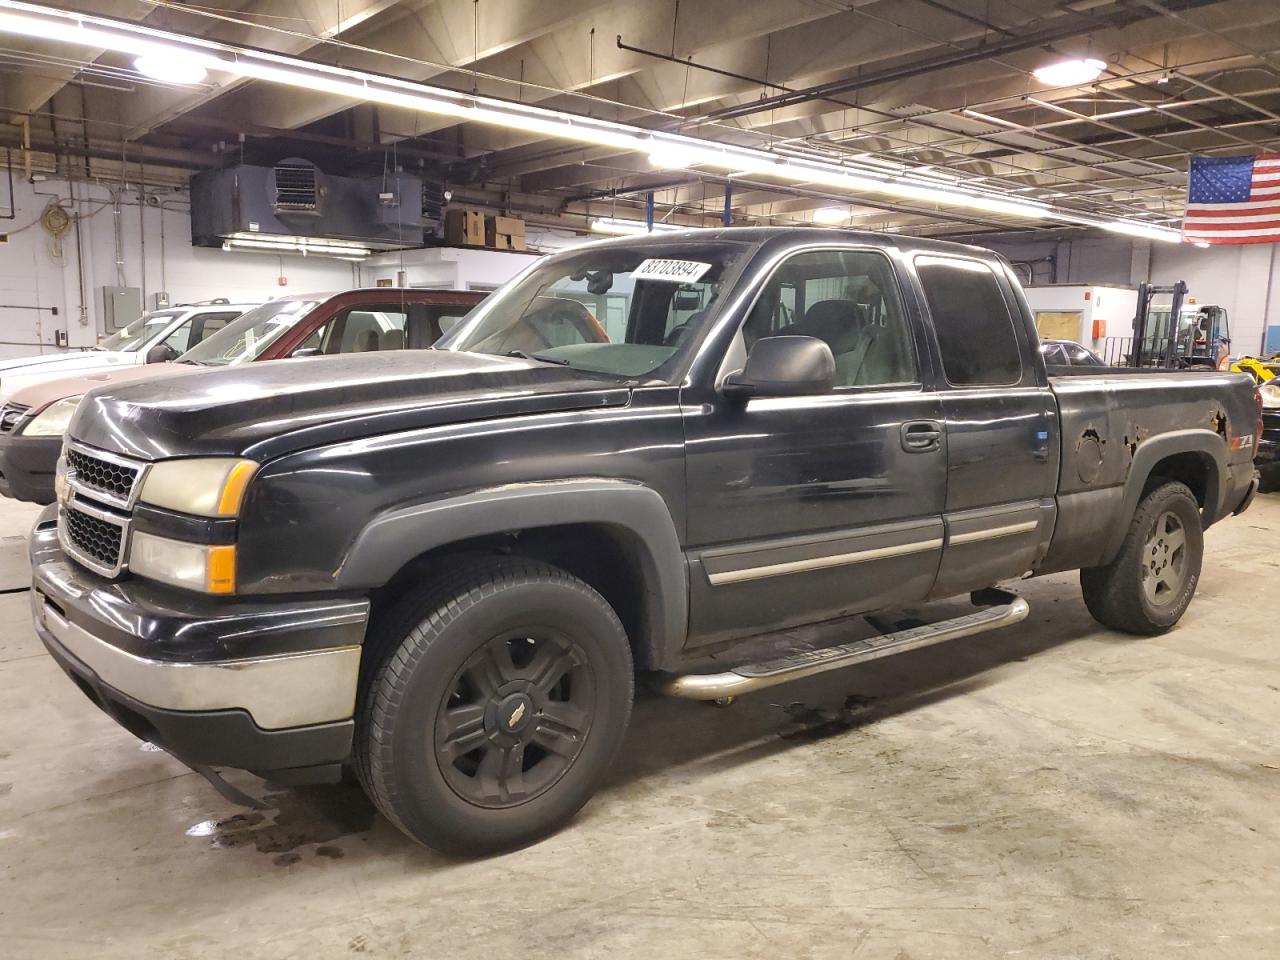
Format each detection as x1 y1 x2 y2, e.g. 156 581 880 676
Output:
356 557 633 855
1080 480 1204 635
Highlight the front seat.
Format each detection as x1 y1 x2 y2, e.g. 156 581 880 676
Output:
354 329 380 352
381 329 405 351
791 299 864 357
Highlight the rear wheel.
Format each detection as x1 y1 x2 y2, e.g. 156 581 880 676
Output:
356 557 633 855
1080 481 1203 635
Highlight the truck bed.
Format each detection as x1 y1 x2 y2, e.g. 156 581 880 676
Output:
1038 367 1257 574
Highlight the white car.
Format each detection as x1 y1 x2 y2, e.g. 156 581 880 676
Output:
0 300 256 402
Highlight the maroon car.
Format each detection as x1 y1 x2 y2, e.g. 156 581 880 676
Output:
0 288 488 504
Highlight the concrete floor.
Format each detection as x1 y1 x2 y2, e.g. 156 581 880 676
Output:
2 494 1279 960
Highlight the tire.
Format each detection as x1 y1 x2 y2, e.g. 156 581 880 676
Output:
1080 480 1204 635
355 557 633 855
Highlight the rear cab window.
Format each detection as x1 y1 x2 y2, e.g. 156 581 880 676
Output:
914 256 1024 386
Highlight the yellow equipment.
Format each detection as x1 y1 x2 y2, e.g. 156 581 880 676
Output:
1230 356 1280 383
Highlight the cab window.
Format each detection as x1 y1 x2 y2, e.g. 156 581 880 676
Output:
916 257 1023 386
743 249 918 387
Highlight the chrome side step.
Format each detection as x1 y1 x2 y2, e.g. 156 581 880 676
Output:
658 588 1030 701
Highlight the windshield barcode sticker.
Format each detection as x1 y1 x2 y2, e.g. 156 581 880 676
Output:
632 259 713 283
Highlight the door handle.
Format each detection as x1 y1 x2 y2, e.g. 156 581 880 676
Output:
901 420 942 453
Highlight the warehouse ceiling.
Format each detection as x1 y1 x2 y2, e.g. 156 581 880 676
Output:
4 0 1280 240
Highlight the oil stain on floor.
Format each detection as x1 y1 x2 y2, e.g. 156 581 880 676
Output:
185 782 375 859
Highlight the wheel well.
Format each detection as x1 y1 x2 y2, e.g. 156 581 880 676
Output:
369 523 656 668
1143 451 1210 507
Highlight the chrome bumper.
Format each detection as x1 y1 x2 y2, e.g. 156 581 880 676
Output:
33 592 361 730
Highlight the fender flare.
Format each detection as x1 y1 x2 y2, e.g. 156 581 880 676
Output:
1102 428 1226 561
335 478 688 668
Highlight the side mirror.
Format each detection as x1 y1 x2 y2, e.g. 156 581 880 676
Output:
291 346 322 358
723 335 835 399
145 343 178 364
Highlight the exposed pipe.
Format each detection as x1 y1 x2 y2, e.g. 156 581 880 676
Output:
691 5 1155 124
911 0 1016 38
18 115 31 179
611 27 1184 204
138 159 147 306
50 104 89 329
2 147 14 220
159 199 172 295
0 128 217 171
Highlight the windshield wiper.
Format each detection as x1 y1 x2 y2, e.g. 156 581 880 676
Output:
507 349 570 366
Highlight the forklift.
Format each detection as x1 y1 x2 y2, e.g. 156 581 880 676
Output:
1128 280 1232 370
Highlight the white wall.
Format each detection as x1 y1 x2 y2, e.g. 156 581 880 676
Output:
981 231 1280 355
359 246 541 290
0 176 358 359
1148 242 1280 354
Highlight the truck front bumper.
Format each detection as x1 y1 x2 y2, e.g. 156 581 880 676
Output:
29 511 369 781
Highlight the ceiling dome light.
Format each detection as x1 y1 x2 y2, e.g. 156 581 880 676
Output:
134 54 207 85
813 206 850 225
1032 58 1106 87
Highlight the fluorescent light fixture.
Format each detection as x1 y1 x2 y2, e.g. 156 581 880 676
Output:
221 236 370 259
648 144 704 170
590 217 684 236
134 53 205 84
0 1 1184 243
812 206 850 225
1033 58 1106 86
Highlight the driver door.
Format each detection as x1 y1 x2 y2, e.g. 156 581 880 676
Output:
682 247 946 648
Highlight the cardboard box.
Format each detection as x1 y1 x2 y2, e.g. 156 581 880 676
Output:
444 208 485 246
486 215 527 248
443 208 465 244
464 210 484 245
492 215 525 237
509 234 528 251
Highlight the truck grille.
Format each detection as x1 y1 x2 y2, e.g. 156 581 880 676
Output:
66 446 142 506
61 504 127 576
58 441 145 577
0 403 29 434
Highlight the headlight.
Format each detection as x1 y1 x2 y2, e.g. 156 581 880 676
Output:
1260 382 1280 410
21 395 84 437
130 531 236 594
138 458 258 517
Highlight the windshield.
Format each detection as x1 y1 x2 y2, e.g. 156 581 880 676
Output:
178 299 320 366
439 240 751 380
99 311 182 352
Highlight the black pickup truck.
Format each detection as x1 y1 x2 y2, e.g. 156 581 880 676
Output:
30 228 1260 855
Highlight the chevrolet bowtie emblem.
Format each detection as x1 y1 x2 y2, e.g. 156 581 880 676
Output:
507 702 526 728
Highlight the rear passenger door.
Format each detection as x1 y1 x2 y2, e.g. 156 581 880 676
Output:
912 256 1059 597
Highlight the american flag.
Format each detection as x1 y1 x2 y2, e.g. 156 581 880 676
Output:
1182 153 1280 245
